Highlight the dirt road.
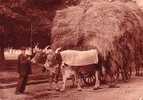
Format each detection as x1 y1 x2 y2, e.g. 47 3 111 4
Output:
1 76 143 100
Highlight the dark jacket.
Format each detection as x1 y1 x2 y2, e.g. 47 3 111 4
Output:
17 54 32 76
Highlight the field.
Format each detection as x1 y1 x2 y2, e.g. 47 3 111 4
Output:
0 52 143 100
1 76 143 100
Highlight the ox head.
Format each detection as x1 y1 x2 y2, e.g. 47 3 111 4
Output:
31 45 52 64
43 47 62 74
31 50 47 64
31 46 49 72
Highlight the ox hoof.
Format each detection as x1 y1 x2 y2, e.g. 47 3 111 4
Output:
93 87 101 90
47 89 52 91
77 88 82 91
108 85 120 88
60 89 65 92
55 88 60 91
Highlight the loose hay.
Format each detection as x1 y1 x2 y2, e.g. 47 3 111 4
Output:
51 1 143 74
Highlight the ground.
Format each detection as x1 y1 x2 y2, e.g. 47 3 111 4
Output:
1 76 143 100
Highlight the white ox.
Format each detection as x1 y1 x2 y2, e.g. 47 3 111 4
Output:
132 0 143 10
44 49 102 91
59 50 98 66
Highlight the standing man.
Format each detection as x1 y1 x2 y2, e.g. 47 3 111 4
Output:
15 47 32 94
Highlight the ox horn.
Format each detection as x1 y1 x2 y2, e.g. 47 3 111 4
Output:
55 47 62 53
34 43 39 49
43 45 51 53
45 45 51 50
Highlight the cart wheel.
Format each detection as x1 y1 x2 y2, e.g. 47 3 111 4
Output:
121 66 132 81
114 67 121 81
126 66 132 79
80 72 96 86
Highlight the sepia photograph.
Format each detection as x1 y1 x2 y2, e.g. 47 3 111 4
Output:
0 0 143 100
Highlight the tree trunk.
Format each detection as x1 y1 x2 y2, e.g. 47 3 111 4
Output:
0 29 5 64
0 47 5 64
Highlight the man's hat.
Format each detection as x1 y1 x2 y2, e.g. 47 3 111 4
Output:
20 46 26 50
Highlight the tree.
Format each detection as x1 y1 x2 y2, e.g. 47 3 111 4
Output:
0 0 80 61
0 0 49 61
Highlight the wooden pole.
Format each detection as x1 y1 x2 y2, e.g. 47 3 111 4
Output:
30 23 33 55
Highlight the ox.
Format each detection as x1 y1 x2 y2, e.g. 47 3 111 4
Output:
42 48 103 91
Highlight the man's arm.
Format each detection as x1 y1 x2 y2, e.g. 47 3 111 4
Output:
20 55 30 64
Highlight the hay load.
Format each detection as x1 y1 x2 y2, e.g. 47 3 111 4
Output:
51 1 143 79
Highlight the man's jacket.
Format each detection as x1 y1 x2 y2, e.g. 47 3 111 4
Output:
17 54 32 76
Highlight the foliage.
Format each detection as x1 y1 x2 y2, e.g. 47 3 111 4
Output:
0 0 61 48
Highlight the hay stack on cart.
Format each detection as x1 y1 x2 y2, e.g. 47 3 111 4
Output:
51 1 143 81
